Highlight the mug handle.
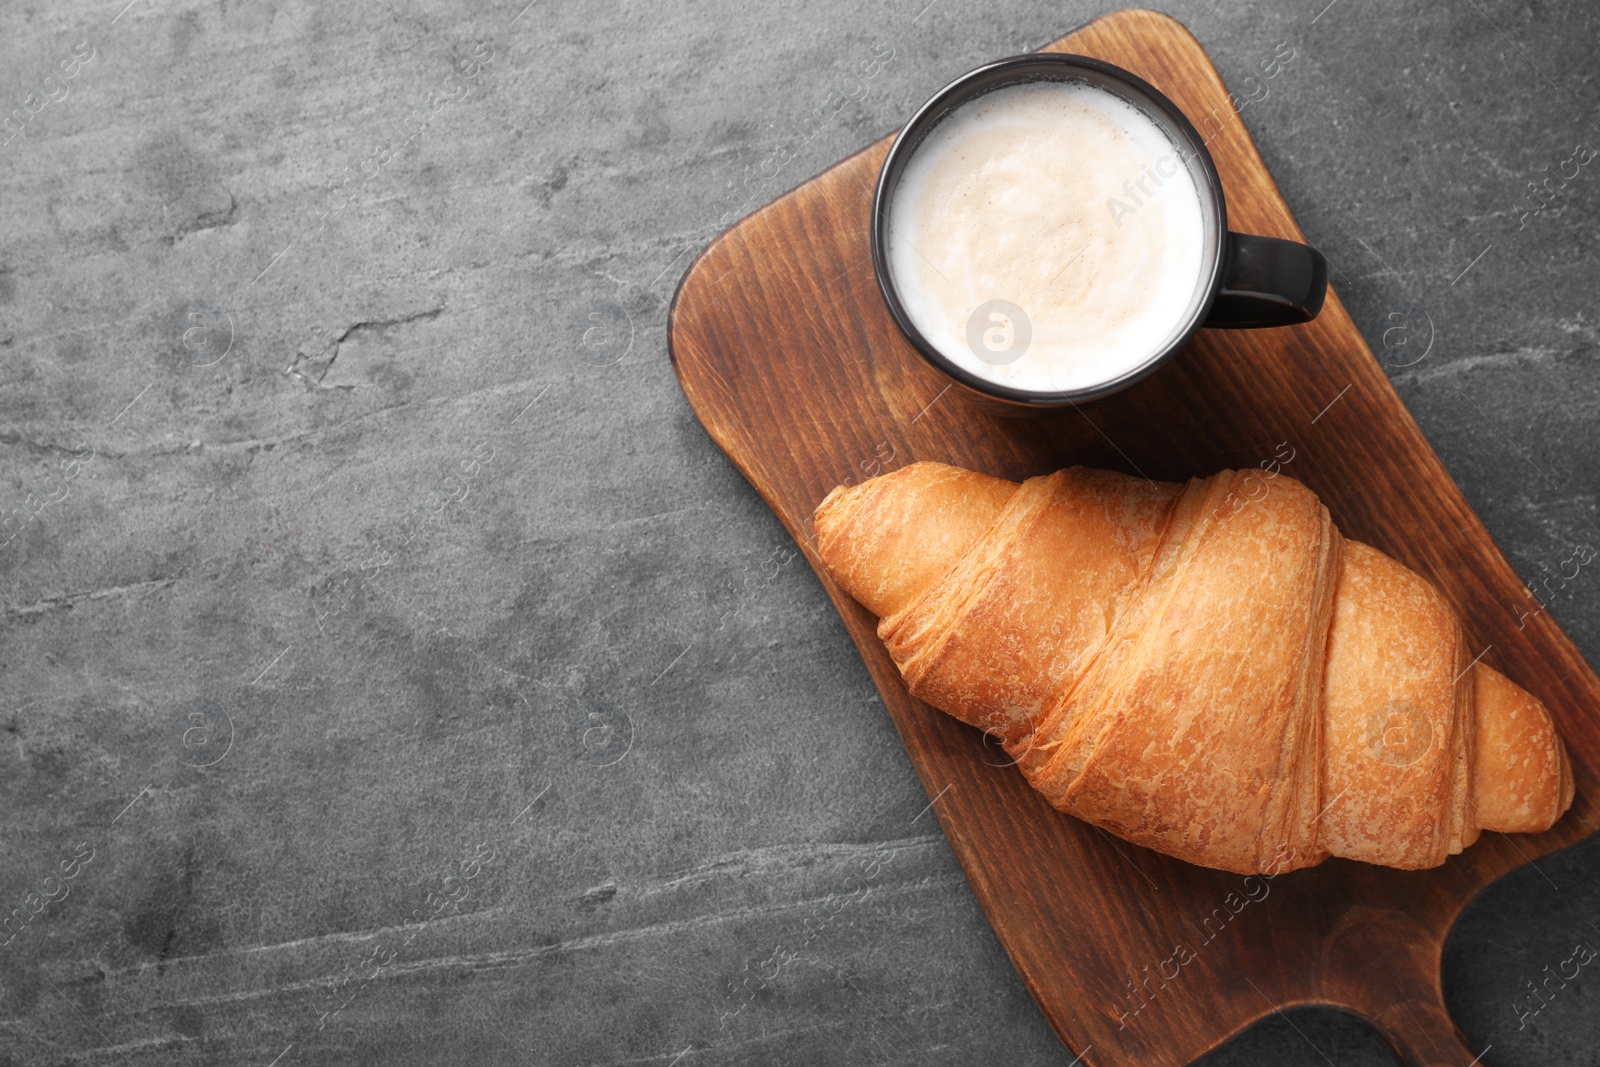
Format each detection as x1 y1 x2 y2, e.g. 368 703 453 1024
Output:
1203 233 1328 328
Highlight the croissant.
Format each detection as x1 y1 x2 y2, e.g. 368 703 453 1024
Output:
814 461 1573 874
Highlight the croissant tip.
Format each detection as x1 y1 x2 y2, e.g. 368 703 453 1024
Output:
814 483 861 553
1557 733 1577 817
816 482 849 520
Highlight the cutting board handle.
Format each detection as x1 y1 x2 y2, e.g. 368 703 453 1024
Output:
1366 995 1483 1067
1320 905 1485 1066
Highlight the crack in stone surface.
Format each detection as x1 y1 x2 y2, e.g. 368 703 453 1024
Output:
281 305 447 389
5 577 179 618
320 305 446 382
175 190 238 238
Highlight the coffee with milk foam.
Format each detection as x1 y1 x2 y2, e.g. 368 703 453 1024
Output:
887 79 1207 394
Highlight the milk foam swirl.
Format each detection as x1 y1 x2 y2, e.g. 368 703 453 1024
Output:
887 79 1208 394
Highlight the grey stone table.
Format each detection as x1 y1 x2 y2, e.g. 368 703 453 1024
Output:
2 0 1597 1064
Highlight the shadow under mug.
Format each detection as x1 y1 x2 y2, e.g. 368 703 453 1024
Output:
870 53 1329 413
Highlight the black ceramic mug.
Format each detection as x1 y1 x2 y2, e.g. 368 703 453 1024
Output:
870 53 1328 411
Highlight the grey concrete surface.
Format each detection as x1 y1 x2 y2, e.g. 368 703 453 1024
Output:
1 0 1598 1064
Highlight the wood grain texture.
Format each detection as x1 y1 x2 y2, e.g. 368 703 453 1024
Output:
668 9 1599 1065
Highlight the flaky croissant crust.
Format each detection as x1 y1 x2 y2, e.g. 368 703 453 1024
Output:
815 461 1573 874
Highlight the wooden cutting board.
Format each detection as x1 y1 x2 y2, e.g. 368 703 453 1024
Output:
668 9 1599 1064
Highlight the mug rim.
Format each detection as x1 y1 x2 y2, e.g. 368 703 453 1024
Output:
870 52 1231 408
